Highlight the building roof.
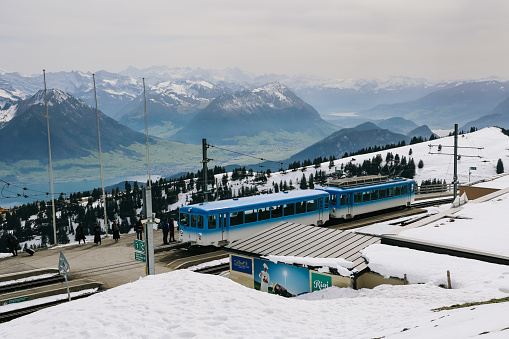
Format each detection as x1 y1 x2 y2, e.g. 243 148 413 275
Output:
226 221 381 273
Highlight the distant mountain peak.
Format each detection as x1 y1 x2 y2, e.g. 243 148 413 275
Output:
30 88 76 106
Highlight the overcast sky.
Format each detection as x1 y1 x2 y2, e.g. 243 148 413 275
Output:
1 0 508 80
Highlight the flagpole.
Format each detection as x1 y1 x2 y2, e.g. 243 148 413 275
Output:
43 70 57 245
143 78 151 189
93 74 108 237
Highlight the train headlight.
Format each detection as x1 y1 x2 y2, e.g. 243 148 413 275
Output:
332 208 336 213
198 233 202 240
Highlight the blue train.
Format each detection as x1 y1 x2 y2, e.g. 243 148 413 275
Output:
323 176 415 219
178 190 330 246
178 176 415 246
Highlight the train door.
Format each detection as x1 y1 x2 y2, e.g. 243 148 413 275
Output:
318 197 328 224
220 213 229 242
347 193 353 217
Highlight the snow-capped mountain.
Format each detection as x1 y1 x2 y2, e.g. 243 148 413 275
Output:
116 80 233 134
0 89 147 161
172 82 335 144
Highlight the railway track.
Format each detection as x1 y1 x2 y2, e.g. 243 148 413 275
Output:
0 275 64 294
193 263 230 275
0 292 95 323
411 197 454 209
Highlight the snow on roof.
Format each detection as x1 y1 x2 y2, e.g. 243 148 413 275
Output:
397 190 509 256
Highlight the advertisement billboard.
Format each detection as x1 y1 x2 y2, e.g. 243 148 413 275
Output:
311 272 332 292
254 258 310 297
231 255 253 274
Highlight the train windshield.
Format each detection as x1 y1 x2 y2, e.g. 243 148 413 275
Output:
180 213 189 227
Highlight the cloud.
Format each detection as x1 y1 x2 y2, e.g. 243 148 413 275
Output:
1 0 508 79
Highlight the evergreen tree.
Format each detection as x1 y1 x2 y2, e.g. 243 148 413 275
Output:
497 159 505 174
300 174 308 189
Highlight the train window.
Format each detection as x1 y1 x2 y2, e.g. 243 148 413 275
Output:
197 215 204 229
258 207 270 221
307 200 317 212
271 205 283 218
354 193 362 204
245 209 257 223
180 213 189 227
284 203 295 216
394 186 401 196
401 185 407 195
296 201 306 214
379 189 386 199
191 215 197 228
324 197 329 209
340 195 347 206
208 215 216 229
363 191 370 203
387 188 393 198
371 190 378 200
331 195 337 205
230 211 244 226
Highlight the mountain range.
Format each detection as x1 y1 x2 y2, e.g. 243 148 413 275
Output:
360 81 509 129
287 122 434 162
0 89 147 162
171 82 335 144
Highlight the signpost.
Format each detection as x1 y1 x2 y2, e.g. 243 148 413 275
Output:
469 166 477 182
134 239 146 263
58 251 71 301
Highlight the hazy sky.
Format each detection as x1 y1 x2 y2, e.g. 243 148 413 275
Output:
1 0 508 80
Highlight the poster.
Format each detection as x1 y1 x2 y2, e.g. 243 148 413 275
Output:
311 272 332 292
231 255 252 274
254 258 310 297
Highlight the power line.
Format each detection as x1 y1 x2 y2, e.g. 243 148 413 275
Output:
206 143 286 169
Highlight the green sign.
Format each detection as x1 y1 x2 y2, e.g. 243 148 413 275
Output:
470 167 477 170
311 272 332 292
135 252 146 262
134 239 145 252
1 296 29 306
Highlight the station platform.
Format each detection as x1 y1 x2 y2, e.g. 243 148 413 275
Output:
0 229 181 291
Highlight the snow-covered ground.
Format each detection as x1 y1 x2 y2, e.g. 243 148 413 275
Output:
0 262 508 338
2 127 509 338
3 190 509 337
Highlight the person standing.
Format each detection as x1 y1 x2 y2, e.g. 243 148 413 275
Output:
135 218 143 240
259 263 270 292
112 220 120 243
76 222 86 244
7 233 19 257
94 223 101 245
169 218 176 242
162 218 169 245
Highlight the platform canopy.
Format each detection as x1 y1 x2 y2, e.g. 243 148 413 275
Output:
226 221 381 273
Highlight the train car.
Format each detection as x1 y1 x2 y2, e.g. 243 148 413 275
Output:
324 176 415 219
178 190 330 246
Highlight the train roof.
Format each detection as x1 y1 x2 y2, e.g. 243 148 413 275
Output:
325 177 415 193
181 190 330 213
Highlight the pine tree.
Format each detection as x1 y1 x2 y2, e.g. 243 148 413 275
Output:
497 159 504 174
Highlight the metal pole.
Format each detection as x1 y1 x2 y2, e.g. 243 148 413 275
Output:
143 187 155 275
202 138 208 202
43 70 57 245
143 78 151 189
93 74 108 237
453 124 458 200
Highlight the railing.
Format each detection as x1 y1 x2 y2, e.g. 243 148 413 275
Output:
415 183 455 195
